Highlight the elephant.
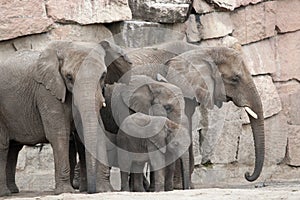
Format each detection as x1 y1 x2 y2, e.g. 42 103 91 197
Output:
125 41 265 186
70 74 190 191
117 112 190 192
105 74 192 191
0 40 132 196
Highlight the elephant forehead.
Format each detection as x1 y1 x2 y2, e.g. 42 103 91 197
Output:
120 113 167 138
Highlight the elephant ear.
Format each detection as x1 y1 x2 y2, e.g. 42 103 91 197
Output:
100 40 132 84
165 56 215 109
203 58 226 108
34 47 66 103
121 75 157 114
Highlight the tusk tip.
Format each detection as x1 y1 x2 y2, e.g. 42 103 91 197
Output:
245 107 258 119
102 102 106 107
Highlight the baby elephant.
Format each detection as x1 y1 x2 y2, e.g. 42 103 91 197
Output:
117 112 190 192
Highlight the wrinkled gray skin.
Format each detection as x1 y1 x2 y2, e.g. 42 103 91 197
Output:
101 75 190 191
72 74 189 191
0 40 132 196
126 41 265 185
117 113 190 192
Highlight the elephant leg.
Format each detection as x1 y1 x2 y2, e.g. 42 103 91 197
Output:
131 162 146 192
6 143 23 193
153 169 165 192
69 133 78 189
149 170 155 192
95 159 113 192
121 171 130 191
49 136 74 194
164 162 175 191
0 128 10 197
76 135 87 192
118 150 131 191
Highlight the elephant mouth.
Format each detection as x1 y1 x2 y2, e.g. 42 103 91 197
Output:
226 96 233 102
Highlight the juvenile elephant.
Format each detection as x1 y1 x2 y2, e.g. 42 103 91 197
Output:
117 112 190 192
71 74 189 191
0 40 131 196
126 42 265 185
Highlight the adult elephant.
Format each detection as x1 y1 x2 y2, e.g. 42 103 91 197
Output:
126 42 265 185
0 40 131 196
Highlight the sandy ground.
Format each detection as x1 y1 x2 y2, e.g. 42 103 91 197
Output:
3 181 300 200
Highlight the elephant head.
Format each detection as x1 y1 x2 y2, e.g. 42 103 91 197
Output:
119 75 185 125
34 40 132 193
119 112 190 189
165 47 264 182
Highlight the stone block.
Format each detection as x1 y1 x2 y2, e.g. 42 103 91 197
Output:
242 38 277 75
286 125 300 166
276 80 300 125
108 21 186 48
272 31 300 82
185 14 202 43
46 0 132 24
200 12 233 39
128 0 192 23
238 113 288 166
49 24 113 42
192 107 202 165
198 102 244 164
0 0 53 41
276 0 300 33
205 0 263 11
17 145 54 173
193 0 214 14
253 76 282 119
231 1 276 44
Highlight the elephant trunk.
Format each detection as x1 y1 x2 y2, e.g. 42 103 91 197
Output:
180 150 190 189
74 83 107 193
244 84 265 182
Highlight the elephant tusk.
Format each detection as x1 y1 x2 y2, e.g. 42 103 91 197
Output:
156 73 168 83
245 107 258 119
102 102 106 108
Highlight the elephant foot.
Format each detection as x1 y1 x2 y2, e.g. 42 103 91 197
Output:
0 186 11 197
79 179 87 192
96 182 113 192
165 184 174 191
8 183 19 193
173 179 195 189
54 183 75 195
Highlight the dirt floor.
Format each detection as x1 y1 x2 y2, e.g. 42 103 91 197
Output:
3 181 300 200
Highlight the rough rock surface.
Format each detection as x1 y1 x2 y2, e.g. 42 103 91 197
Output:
46 0 132 24
200 12 233 39
231 1 276 44
128 0 192 23
272 31 300 82
108 21 187 47
204 0 264 11
242 38 277 75
0 0 53 41
193 0 214 14
275 0 300 33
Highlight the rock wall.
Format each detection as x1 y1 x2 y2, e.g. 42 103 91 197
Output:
0 0 299 191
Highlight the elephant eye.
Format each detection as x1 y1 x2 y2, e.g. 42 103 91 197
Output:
100 72 106 81
231 75 240 84
164 104 173 113
66 73 73 82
